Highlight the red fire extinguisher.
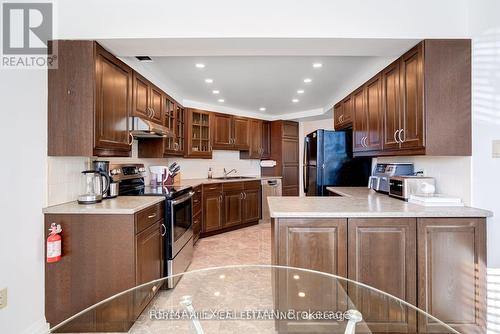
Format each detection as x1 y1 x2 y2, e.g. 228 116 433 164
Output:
47 223 62 263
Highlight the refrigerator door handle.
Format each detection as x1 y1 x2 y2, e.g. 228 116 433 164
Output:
303 138 309 194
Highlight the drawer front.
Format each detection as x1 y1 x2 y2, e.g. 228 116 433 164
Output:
193 212 201 243
193 191 202 215
203 183 222 193
244 180 261 190
135 203 164 234
222 181 244 191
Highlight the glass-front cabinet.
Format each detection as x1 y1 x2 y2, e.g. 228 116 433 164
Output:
163 97 184 156
185 108 212 158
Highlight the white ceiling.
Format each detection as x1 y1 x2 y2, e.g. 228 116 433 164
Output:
101 38 419 120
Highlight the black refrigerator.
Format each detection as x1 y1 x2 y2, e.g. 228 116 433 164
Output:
303 129 372 196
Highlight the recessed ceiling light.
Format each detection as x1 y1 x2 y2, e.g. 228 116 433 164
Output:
195 63 205 68
259 107 266 111
297 89 304 94
298 292 306 298
205 78 213 83
303 78 312 83
218 99 225 103
292 98 299 103
293 274 300 280
214 291 221 296
219 274 225 279
313 63 322 68
212 90 220 94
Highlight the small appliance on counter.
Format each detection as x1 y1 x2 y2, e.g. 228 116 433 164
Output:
93 160 120 198
389 176 436 201
368 163 414 193
78 169 110 204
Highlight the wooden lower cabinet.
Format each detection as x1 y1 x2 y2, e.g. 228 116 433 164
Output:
348 218 417 333
201 181 261 237
271 217 487 334
417 218 486 334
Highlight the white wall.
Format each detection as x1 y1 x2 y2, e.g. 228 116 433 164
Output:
0 70 49 333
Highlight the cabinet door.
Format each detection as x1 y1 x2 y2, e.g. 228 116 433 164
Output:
382 60 402 150
342 95 353 124
276 218 347 333
94 48 132 154
132 73 150 119
261 121 271 159
185 109 212 158
250 119 263 158
400 44 424 150
163 99 176 155
212 113 233 149
223 190 244 227
365 74 383 151
135 221 162 316
243 188 261 223
333 102 343 129
232 116 250 150
149 85 163 124
417 218 486 334
348 218 417 333
352 88 367 152
202 191 222 232
283 121 299 139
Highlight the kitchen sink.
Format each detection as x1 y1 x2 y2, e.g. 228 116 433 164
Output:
212 176 256 180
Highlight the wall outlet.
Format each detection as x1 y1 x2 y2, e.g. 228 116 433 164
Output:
0 288 7 310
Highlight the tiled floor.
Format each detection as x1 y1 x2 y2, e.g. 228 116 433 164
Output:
129 222 276 333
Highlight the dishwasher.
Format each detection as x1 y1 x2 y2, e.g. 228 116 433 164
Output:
261 178 282 222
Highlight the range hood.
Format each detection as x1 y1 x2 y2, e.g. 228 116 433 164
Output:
130 117 174 138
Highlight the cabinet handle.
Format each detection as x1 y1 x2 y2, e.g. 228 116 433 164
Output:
151 107 156 119
244 192 247 199
399 129 405 143
394 130 400 143
148 213 157 219
128 132 134 146
240 192 244 200
161 223 167 236
174 142 179 151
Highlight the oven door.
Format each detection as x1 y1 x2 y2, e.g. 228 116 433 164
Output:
170 191 194 257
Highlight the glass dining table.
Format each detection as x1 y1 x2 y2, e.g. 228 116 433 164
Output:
47 265 460 334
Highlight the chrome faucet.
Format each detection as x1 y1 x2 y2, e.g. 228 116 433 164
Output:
223 168 237 178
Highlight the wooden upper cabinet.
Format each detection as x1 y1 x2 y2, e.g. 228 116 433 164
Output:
94 46 133 155
352 87 367 152
232 116 250 150
334 97 353 130
48 40 132 157
212 113 233 149
348 218 417 333
365 74 383 151
212 113 250 150
132 72 163 125
382 60 402 150
185 108 212 159
261 121 271 159
400 43 424 150
240 119 263 159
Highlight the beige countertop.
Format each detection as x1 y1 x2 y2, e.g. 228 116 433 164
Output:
43 196 165 215
267 187 492 218
175 175 282 188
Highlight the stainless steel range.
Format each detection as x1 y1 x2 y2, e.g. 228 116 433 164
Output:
110 163 193 288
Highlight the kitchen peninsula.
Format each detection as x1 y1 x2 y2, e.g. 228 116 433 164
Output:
268 187 492 334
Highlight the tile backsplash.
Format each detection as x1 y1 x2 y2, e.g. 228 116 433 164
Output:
46 141 261 206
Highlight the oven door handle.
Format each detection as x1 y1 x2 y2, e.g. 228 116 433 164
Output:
171 191 195 205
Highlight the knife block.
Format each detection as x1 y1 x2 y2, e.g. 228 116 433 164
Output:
165 172 181 186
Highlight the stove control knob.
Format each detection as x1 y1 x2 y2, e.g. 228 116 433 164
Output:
110 168 121 175
138 167 146 173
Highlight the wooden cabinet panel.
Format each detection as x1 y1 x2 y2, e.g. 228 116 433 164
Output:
132 73 150 119
283 139 299 164
212 113 233 149
283 121 299 138
400 44 424 150
135 221 162 317
417 218 486 334
94 47 132 154
261 121 271 159
382 60 402 150
243 188 261 223
193 212 201 244
334 102 343 129
223 190 244 227
202 191 222 232
149 86 163 124
352 87 367 152
365 74 383 151
334 97 353 130
275 218 347 333
232 116 250 150
282 185 299 196
185 108 212 158
348 218 417 333
240 119 262 159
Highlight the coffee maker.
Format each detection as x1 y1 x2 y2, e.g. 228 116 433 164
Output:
93 161 119 198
